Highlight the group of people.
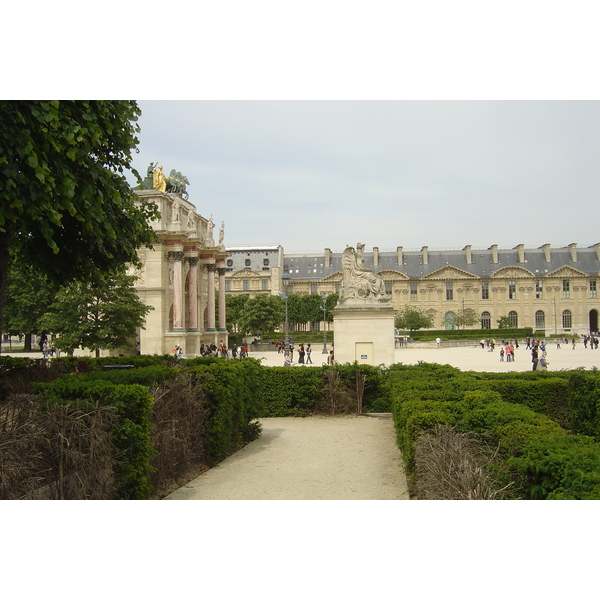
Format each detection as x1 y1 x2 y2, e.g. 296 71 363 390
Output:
582 335 599 349
480 338 520 355
499 340 517 362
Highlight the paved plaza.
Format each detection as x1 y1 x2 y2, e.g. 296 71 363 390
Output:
4 340 600 372
250 341 600 372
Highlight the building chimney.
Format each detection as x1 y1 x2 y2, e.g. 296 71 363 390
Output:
421 246 429 266
373 246 379 267
463 244 472 265
489 244 498 264
514 243 525 263
397 246 403 266
569 243 578 262
539 243 551 263
590 243 600 262
324 248 331 268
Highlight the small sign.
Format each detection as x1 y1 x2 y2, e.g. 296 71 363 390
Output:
360 355 368 360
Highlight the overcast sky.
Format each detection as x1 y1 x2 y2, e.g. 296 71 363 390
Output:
129 100 599 254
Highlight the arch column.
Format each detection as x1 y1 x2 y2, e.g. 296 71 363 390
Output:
217 266 228 332
168 251 185 330
186 257 199 331
205 262 216 331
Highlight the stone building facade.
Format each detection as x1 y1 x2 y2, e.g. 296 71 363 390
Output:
132 189 228 355
276 243 600 335
222 245 285 297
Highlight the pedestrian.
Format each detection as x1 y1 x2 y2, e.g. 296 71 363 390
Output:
327 349 334 365
306 343 313 364
436 337 441 348
499 348 504 361
231 344 238 359
298 343 305 364
531 346 539 371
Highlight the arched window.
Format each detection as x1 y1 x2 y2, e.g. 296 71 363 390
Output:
481 311 491 329
444 311 456 330
562 310 572 329
508 311 518 328
535 310 545 329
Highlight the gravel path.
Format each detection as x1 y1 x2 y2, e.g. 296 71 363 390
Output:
165 415 409 500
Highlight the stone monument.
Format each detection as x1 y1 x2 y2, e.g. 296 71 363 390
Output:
331 243 395 366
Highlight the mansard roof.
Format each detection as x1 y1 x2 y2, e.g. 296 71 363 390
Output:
280 244 600 281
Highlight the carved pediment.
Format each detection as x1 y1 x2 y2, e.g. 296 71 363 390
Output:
423 266 479 280
230 269 264 278
490 266 535 278
378 269 409 281
322 271 343 282
546 265 589 278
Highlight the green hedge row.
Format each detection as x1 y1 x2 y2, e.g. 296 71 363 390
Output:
406 327 534 341
34 377 155 499
392 388 600 499
259 363 390 416
388 363 600 499
30 356 265 498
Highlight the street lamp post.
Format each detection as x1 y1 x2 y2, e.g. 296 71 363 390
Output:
321 293 328 354
282 272 291 366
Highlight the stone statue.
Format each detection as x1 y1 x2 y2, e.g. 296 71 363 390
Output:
152 163 167 192
187 210 196 232
171 197 180 222
218 221 225 248
207 216 215 246
340 243 388 302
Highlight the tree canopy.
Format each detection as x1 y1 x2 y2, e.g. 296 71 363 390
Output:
0 100 159 336
395 305 435 332
238 295 284 336
40 269 152 357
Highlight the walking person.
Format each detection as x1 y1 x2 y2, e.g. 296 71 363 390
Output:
305 343 313 364
298 343 305 364
531 346 539 371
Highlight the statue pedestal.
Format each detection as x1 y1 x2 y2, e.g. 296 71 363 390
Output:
332 300 396 366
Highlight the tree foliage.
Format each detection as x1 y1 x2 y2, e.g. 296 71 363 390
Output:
0 100 159 334
224 294 249 333
3 258 60 345
497 316 511 329
40 269 153 357
238 295 284 336
454 308 480 330
395 305 435 332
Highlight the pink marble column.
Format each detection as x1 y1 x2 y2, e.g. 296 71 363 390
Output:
169 251 184 330
205 263 216 331
186 257 199 331
217 267 227 331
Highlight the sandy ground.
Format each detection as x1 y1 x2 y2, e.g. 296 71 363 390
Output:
165 414 409 500
250 341 600 372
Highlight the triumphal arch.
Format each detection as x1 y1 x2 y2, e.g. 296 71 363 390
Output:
131 164 229 356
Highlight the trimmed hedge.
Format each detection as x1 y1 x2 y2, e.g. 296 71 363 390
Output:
389 364 600 499
34 378 154 499
188 360 264 466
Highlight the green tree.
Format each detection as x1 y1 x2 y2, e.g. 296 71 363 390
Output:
224 294 249 333
40 269 153 357
0 100 159 336
395 305 435 332
238 294 284 337
3 258 60 350
454 307 480 330
497 316 511 329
